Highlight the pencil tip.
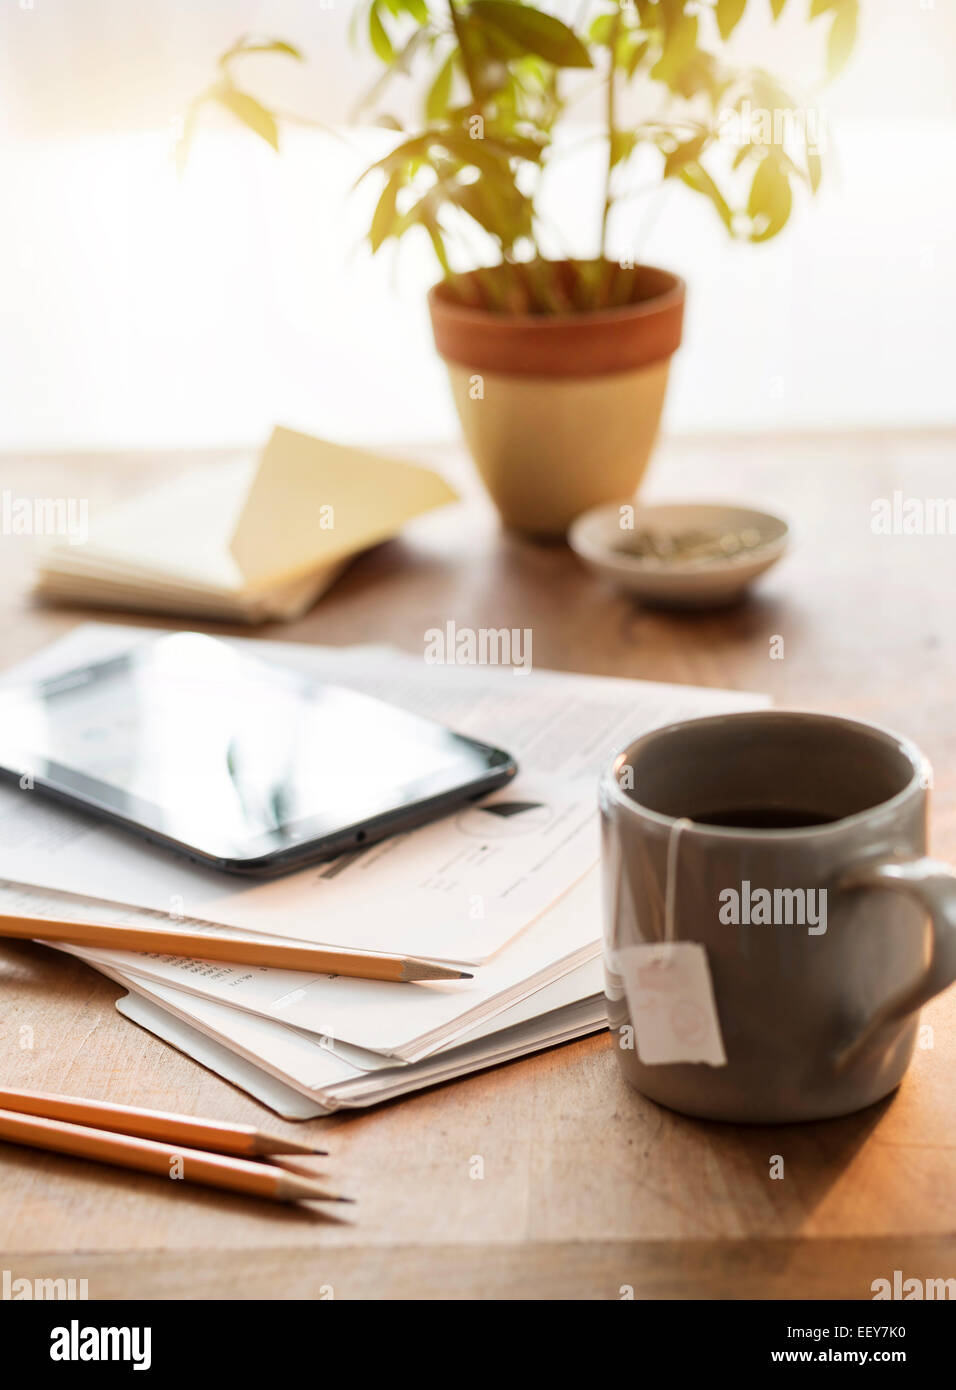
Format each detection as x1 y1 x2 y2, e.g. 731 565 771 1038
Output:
255 1134 329 1156
279 1173 354 1204
402 960 473 982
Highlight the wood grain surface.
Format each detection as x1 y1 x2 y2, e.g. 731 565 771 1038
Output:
1 432 954 1299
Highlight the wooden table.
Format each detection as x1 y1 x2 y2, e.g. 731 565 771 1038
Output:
1 433 955 1300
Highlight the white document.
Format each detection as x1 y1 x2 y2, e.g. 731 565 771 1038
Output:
0 624 768 965
107 959 608 1112
0 767 594 967
114 992 332 1120
102 964 366 1093
14 870 600 1058
329 998 608 1109
97 955 605 1096
28 870 601 1059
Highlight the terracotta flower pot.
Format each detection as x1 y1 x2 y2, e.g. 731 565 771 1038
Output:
428 262 685 538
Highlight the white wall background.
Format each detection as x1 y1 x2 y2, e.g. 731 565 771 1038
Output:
0 0 953 451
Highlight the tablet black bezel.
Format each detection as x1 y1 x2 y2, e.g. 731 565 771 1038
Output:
0 639 518 877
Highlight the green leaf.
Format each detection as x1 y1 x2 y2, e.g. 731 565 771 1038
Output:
679 162 734 233
399 0 429 21
212 87 279 150
234 39 302 62
174 100 200 176
360 131 430 179
450 176 533 247
218 37 304 69
747 154 793 240
715 0 747 41
420 210 453 277
439 126 541 170
610 129 639 167
426 49 457 119
749 69 799 114
588 13 615 45
369 3 395 64
624 38 650 78
769 0 787 17
669 49 722 103
827 0 858 77
663 131 708 176
651 12 699 87
484 131 547 163
370 172 404 251
468 1 593 68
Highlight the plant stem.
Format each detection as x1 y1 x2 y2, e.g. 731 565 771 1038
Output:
447 0 543 310
448 0 481 110
593 11 624 310
599 12 621 263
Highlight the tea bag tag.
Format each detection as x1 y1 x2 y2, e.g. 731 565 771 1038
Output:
616 817 727 1067
618 941 727 1066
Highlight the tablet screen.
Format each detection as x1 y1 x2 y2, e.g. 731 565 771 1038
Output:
0 633 513 867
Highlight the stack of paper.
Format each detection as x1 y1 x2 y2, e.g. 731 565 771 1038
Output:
34 428 458 623
0 624 768 1118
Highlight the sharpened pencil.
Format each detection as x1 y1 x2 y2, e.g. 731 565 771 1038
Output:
0 1086 326 1158
0 912 472 983
0 1108 353 1204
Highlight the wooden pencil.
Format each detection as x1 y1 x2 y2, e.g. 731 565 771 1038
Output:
0 1086 326 1158
0 1108 353 1204
0 912 472 983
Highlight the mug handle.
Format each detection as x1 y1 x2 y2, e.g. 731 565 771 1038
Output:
833 856 956 1069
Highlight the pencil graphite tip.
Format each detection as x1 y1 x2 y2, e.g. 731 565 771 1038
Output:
278 1172 356 1204
253 1133 329 1157
402 961 473 982
287 1178 358 1200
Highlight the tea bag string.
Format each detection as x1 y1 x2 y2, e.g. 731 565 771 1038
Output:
659 816 693 962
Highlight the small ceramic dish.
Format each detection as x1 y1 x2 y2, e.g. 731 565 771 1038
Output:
568 500 790 609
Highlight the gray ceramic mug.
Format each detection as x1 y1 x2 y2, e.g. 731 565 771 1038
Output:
600 710 956 1123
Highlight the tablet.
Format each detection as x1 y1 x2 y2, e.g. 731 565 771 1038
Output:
0 633 517 875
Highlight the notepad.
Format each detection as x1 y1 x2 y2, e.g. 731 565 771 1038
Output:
34 428 458 623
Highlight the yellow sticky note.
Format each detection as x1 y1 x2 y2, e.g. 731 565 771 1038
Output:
230 426 458 591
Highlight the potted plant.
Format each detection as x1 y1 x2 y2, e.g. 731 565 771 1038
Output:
182 0 857 537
